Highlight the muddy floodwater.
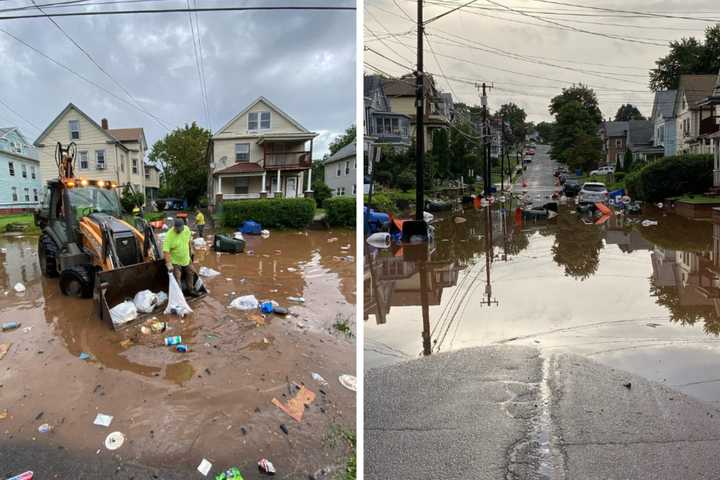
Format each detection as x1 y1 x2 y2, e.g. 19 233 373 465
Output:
365 203 720 405
0 229 355 478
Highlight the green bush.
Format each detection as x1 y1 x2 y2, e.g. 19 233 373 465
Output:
312 180 333 208
365 193 395 213
397 170 415 193
625 154 712 202
222 198 315 229
120 185 145 213
324 196 355 227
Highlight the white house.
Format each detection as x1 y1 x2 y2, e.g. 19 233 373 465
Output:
207 97 318 205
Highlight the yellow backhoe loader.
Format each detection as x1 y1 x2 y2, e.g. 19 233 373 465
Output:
34 142 205 329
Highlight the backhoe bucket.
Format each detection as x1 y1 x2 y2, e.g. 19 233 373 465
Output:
96 260 207 330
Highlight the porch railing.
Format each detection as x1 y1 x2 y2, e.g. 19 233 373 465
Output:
264 152 311 169
222 192 262 200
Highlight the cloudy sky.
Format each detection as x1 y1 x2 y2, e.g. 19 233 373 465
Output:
0 0 355 158
365 0 718 123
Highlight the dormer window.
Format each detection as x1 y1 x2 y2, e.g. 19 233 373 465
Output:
69 120 80 140
248 111 271 130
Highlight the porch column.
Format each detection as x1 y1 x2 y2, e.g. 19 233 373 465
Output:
275 169 283 198
218 176 222 199
260 172 268 198
305 166 313 193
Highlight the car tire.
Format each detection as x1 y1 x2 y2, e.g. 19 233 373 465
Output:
59 265 94 298
38 234 59 278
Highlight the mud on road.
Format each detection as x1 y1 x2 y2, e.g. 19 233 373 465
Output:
0 229 356 479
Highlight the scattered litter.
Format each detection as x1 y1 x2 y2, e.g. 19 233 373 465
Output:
656 202 664 209
641 219 658 227
13 282 25 293
94 413 113 427
199 266 221 278
646 323 661 328
623 382 632 390
79 352 91 361
176 344 190 353
260 229 270 238
38 423 52 433
164 336 182 346
327 237 338 243
273 306 289 316
423 211 434 223
233 231 245 241
0 248 5 254
286 267 297 272
311 372 328 385
287 296 305 303
164 273 192 317
109 301 138 327
133 290 159 313
272 386 316 422
454 217 467 224
229 295 259 310
119 339 132 349
240 220 262 235
258 458 276 475
156 291 168 306
0 343 11 360
2 321 20 331
260 301 274 314
338 374 356 392
150 321 167 334
105 431 125 450
340 244 351 251
140 326 151 335
197 458 213 476
22 326 31 333
0 409 7 420
366 232 390 248
279 424 289 435
215 467 244 480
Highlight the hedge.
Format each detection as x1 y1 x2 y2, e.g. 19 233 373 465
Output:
324 196 355 227
222 198 315 229
625 154 713 202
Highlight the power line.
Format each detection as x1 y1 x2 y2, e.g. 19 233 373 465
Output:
29 0 171 130
424 31 457 99
0 97 42 133
364 10 415 66
193 0 211 130
364 46 414 72
424 0 479 25
186 0 210 130
0 5 356 20
528 0 720 23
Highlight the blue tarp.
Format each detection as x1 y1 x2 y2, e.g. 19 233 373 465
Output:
239 220 262 235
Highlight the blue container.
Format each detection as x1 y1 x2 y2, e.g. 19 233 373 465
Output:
240 220 262 235
1 321 19 331
176 344 189 353
260 301 274 314
164 335 182 346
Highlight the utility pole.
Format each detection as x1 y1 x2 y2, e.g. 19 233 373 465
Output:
499 115 504 193
476 82 492 197
415 0 425 221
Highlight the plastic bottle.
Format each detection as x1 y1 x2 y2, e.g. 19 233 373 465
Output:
259 301 274 314
164 336 182 346
1 322 19 331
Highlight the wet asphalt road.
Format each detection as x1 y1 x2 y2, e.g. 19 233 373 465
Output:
511 144 558 199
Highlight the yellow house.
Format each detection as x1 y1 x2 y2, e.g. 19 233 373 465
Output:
208 97 317 205
34 103 148 195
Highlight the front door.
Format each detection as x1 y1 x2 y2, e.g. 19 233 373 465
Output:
285 177 297 198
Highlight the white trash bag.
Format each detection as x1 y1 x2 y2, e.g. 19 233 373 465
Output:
193 237 207 248
229 294 259 310
110 300 138 327
198 266 221 278
156 291 168 306
233 232 245 241
133 289 158 313
164 273 193 317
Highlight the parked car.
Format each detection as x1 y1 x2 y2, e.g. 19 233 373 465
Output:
526 148 536 156
523 156 533 164
578 182 609 203
589 165 615 176
553 167 569 177
563 179 581 197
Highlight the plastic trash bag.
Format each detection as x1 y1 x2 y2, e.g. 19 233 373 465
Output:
164 273 193 317
229 294 259 310
13 282 25 293
260 229 270 238
366 232 390 248
193 237 207 248
156 291 168 306
110 300 138 327
133 290 158 313
198 266 220 278
233 231 244 241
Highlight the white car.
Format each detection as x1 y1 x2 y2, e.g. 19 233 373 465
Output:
590 165 615 176
578 182 608 203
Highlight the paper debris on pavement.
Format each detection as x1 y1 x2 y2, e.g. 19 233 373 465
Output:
272 385 316 422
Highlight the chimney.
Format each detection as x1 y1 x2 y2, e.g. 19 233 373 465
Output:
101 118 108 129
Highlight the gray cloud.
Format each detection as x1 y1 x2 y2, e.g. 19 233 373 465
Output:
0 1 356 157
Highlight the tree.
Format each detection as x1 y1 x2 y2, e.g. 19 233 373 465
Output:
535 121 555 144
148 122 210 206
497 103 527 146
649 25 720 91
623 148 634 172
312 179 332 208
397 169 415 192
448 121 479 180
120 184 145 213
328 125 356 156
614 104 645 121
549 85 602 172
431 128 451 180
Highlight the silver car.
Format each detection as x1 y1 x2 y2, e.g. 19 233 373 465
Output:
578 182 608 203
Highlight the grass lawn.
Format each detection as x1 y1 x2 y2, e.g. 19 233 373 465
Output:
0 213 40 234
670 194 720 205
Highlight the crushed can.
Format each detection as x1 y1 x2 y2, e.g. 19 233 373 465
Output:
176 344 190 353
7 472 33 480
214 466 244 480
259 301 274 314
1 321 20 331
258 458 276 475
164 335 182 346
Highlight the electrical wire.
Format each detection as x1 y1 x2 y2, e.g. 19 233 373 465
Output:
186 0 210 129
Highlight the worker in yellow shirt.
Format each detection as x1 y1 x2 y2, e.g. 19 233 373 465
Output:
163 218 199 296
195 208 206 238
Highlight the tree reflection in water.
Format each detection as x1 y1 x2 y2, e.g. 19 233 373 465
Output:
552 212 604 280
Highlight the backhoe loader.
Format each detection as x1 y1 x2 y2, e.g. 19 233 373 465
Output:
34 142 206 329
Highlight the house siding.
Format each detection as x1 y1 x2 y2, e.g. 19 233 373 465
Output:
324 155 356 196
0 129 42 210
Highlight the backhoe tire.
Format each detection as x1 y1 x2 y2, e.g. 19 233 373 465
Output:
59 265 94 298
38 234 59 278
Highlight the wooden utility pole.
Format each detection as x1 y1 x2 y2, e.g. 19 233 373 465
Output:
476 82 492 196
415 0 424 221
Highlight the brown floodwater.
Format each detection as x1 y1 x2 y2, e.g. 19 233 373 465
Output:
365 202 720 405
0 228 355 477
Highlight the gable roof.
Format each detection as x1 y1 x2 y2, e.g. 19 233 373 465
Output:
33 103 129 151
383 74 437 97
677 74 717 108
108 127 144 143
214 162 265 175
603 121 628 137
651 90 676 119
0 127 14 139
215 96 311 136
324 141 356 164
0 126 32 146
627 120 653 148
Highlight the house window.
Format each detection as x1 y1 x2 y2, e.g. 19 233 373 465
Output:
260 112 270 129
145 167 150 179
79 151 88 169
615 139 621 148
11 187 17 202
31 166 36 179
21 164 27 178
132 158 138 174
345 160 350 175
392 117 400 135
96 150 106 169
24 188 29 202
234 177 249 194
69 120 80 140
8 161 14 176
33 188 38 202
248 111 271 130
235 143 250 162
375 117 383 135
337 163 342 176
352 184 356 195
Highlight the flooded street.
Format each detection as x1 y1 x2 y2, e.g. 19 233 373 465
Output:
365 147 720 406
0 229 355 478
